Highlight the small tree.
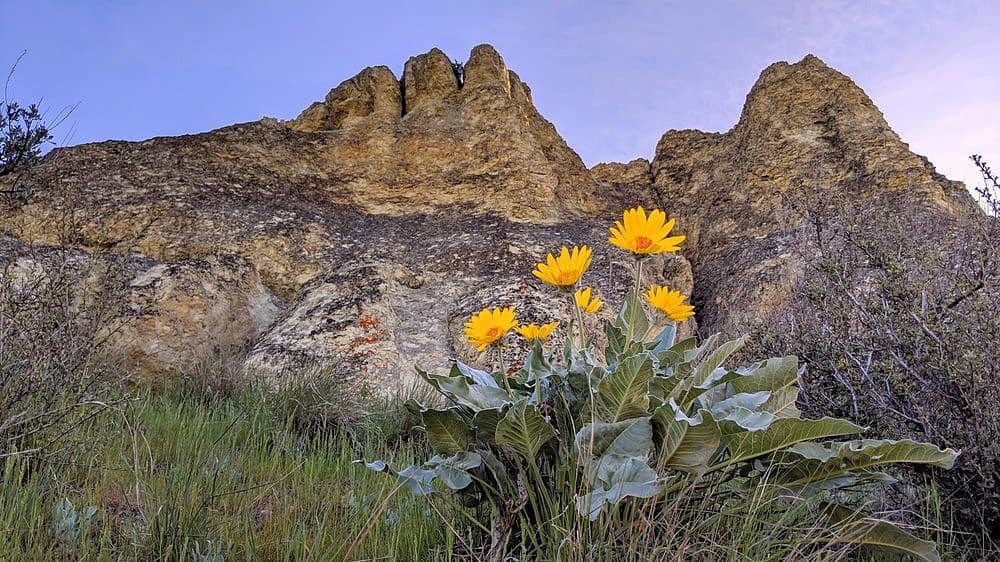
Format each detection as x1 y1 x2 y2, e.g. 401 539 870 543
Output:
1 53 54 198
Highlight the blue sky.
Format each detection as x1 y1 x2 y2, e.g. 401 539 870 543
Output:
3 1 998 189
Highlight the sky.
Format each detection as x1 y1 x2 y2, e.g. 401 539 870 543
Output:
2 1 998 191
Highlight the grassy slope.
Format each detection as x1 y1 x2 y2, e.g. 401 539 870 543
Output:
0 378 969 561
0 383 452 561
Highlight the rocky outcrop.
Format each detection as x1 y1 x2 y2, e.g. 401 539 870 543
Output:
649 55 978 335
0 47 979 383
291 66 402 131
0 237 279 374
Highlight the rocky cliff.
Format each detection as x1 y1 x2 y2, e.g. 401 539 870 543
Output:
0 45 977 390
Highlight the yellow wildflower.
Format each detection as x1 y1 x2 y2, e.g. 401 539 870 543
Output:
515 322 559 342
532 246 592 287
574 287 603 313
464 307 518 351
609 206 685 255
645 285 695 323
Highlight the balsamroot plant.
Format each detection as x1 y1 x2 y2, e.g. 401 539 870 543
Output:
362 207 958 561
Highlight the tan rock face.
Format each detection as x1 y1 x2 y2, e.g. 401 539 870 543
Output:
292 66 402 131
402 48 459 111
0 237 279 375
118 254 280 373
649 55 978 335
0 47 979 381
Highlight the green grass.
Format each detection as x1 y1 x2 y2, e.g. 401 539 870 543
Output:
0 381 453 561
0 376 971 561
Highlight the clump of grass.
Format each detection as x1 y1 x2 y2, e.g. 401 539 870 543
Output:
0 373 453 561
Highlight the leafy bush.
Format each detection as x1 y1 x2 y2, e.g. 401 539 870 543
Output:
362 207 958 561
757 158 999 552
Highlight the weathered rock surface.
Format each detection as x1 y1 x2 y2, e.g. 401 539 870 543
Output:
0 47 978 384
650 55 978 335
0 237 279 374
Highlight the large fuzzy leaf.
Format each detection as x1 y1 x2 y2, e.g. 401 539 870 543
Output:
673 336 744 409
453 361 499 389
472 407 506 442
425 452 482 491
719 417 864 467
358 461 437 496
648 322 677 353
729 356 802 418
523 340 557 383
417 367 513 410
575 417 653 461
654 405 722 474
691 336 747 389
421 407 473 455
576 456 661 521
594 353 654 422
495 399 556 460
614 289 649 344
826 504 942 562
773 439 959 491
654 337 698 375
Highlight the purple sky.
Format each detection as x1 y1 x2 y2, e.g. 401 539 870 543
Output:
3 1 998 190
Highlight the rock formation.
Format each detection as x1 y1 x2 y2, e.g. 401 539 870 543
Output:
0 46 977 385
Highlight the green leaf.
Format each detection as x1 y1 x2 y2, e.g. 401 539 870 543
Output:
396 465 438 495
421 407 473 455
709 391 772 417
453 361 499 389
774 439 959 491
523 340 556 383
615 289 649 345
576 457 661 521
654 405 722 474
426 452 482 491
495 399 556 460
417 367 513 410
729 356 802 417
719 417 864 467
575 417 653 461
594 353 654 422
357 460 437 496
826 504 942 562
604 322 628 366
649 322 677 352
691 336 747 389
472 407 506 442
647 375 682 409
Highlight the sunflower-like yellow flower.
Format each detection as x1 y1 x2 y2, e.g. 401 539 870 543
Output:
646 285 695 323
515 322 559 342
464 307 518 351
574 287 603 314
532 246 592 287
609 206 685 255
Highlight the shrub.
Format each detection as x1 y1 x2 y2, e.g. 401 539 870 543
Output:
757 159 1000 551
0 243 127 459
360 207 958 561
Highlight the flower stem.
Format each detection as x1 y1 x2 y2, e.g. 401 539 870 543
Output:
496 341 513 395
570 289 586 350
626 257 644 344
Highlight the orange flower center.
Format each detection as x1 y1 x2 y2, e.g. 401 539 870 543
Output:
556 270 578 284
486 326 500 339
635 236 653 250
